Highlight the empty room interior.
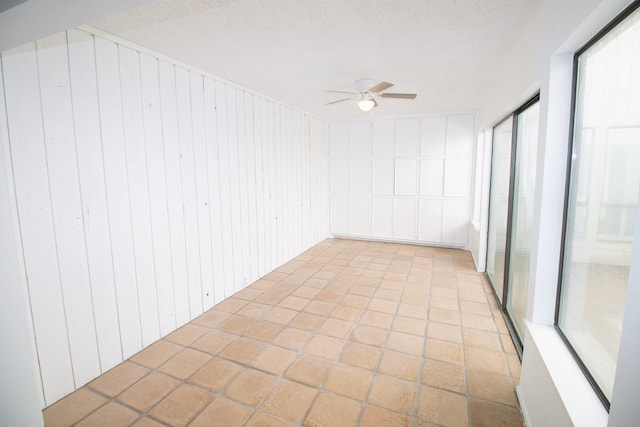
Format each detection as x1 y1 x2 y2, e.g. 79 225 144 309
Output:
1 0 640 426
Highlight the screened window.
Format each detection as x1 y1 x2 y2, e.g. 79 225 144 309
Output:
557 3 640 405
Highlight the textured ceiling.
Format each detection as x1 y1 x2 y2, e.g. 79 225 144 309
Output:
92 0 543 119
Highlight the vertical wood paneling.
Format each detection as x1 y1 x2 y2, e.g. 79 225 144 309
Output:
203 78 226 305
38 33 101 387
3 41 74 404
119 45 160 347
235 92 251 286
175 67 201 318
158 60 190 326
190 72 214 309
214 81 235 298
245 92 260 282
1 28 330 407
94 37 142 359
139 52 175 336
67 29 122 371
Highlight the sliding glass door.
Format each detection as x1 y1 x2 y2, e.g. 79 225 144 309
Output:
486 96 540 348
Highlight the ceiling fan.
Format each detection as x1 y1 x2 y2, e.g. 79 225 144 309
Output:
325 78 417 112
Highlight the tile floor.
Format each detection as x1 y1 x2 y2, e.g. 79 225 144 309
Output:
43 238 524 427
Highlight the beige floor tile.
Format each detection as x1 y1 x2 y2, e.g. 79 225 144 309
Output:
462 312 498 332
215 297 249 313
246 411 296 427
285 354 332 387
261 380 317 422
429 296 459 311
324 363 372 400
360 310 393 329
272 327 313 350
350 325 388 346
191 330 235 355
304 335 345 360
340 342 381 370
386 331 424 356
191 309 231 328
264 307 298 325
303 300 335 316
191 308 231 328
238 302 274 318
397 302 428 319
392 315 427 336
428 307 461 325
88 361 149 397
42 388 107 427
75 402 139 427
129 340 183 368
418 386 468 427
467 370 518 406
250 345 297 375
424 338 464 365
304 392 361 427
218 314 256 334
158 348 211 380
427 322 462 344
293 286 321 299
368 374 416 414
331 305 363 321
219 337 266 364
465 347 510 375
289 312 324 331
225 368 277 406
367 298 397 314
243 320 285 342
422 359 466 394
149 385 211 426
463 329 503 351
187 358 242 391
117 372 180 412
43 239 523 427
279 295 310 310
256 291 288 305
378 350 421 381
164 323 209 346
470 400 524 427
131 417 165 427
318 318 353 339
190 397 252 427
234 287 264 301
360 405 412 427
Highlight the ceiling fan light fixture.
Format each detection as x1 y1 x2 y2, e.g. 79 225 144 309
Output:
357 97 376 112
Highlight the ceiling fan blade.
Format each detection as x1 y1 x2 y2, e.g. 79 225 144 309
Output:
325 90 357 95
373 98 379 107
325 97 353 105
368 81 394 93
380 93 417 99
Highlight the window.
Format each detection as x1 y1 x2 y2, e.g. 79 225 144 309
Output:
486 95 539 349
556 3 640 407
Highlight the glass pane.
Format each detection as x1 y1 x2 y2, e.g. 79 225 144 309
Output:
486 116 513 302
507 101 540 339
558 7 640 401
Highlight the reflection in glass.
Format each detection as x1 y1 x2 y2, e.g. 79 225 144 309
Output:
506 102 539 339
486 117 513 302
558 7 640 401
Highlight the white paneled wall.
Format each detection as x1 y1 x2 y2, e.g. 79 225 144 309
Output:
0 28 329 406
329 114 474 247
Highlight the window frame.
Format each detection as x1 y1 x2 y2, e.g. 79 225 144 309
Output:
553 0 640 411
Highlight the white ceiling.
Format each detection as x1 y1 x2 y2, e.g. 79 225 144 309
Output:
91 0 544 120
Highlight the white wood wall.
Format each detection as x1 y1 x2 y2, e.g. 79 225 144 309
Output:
329 115 474 246
0 28 329 406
